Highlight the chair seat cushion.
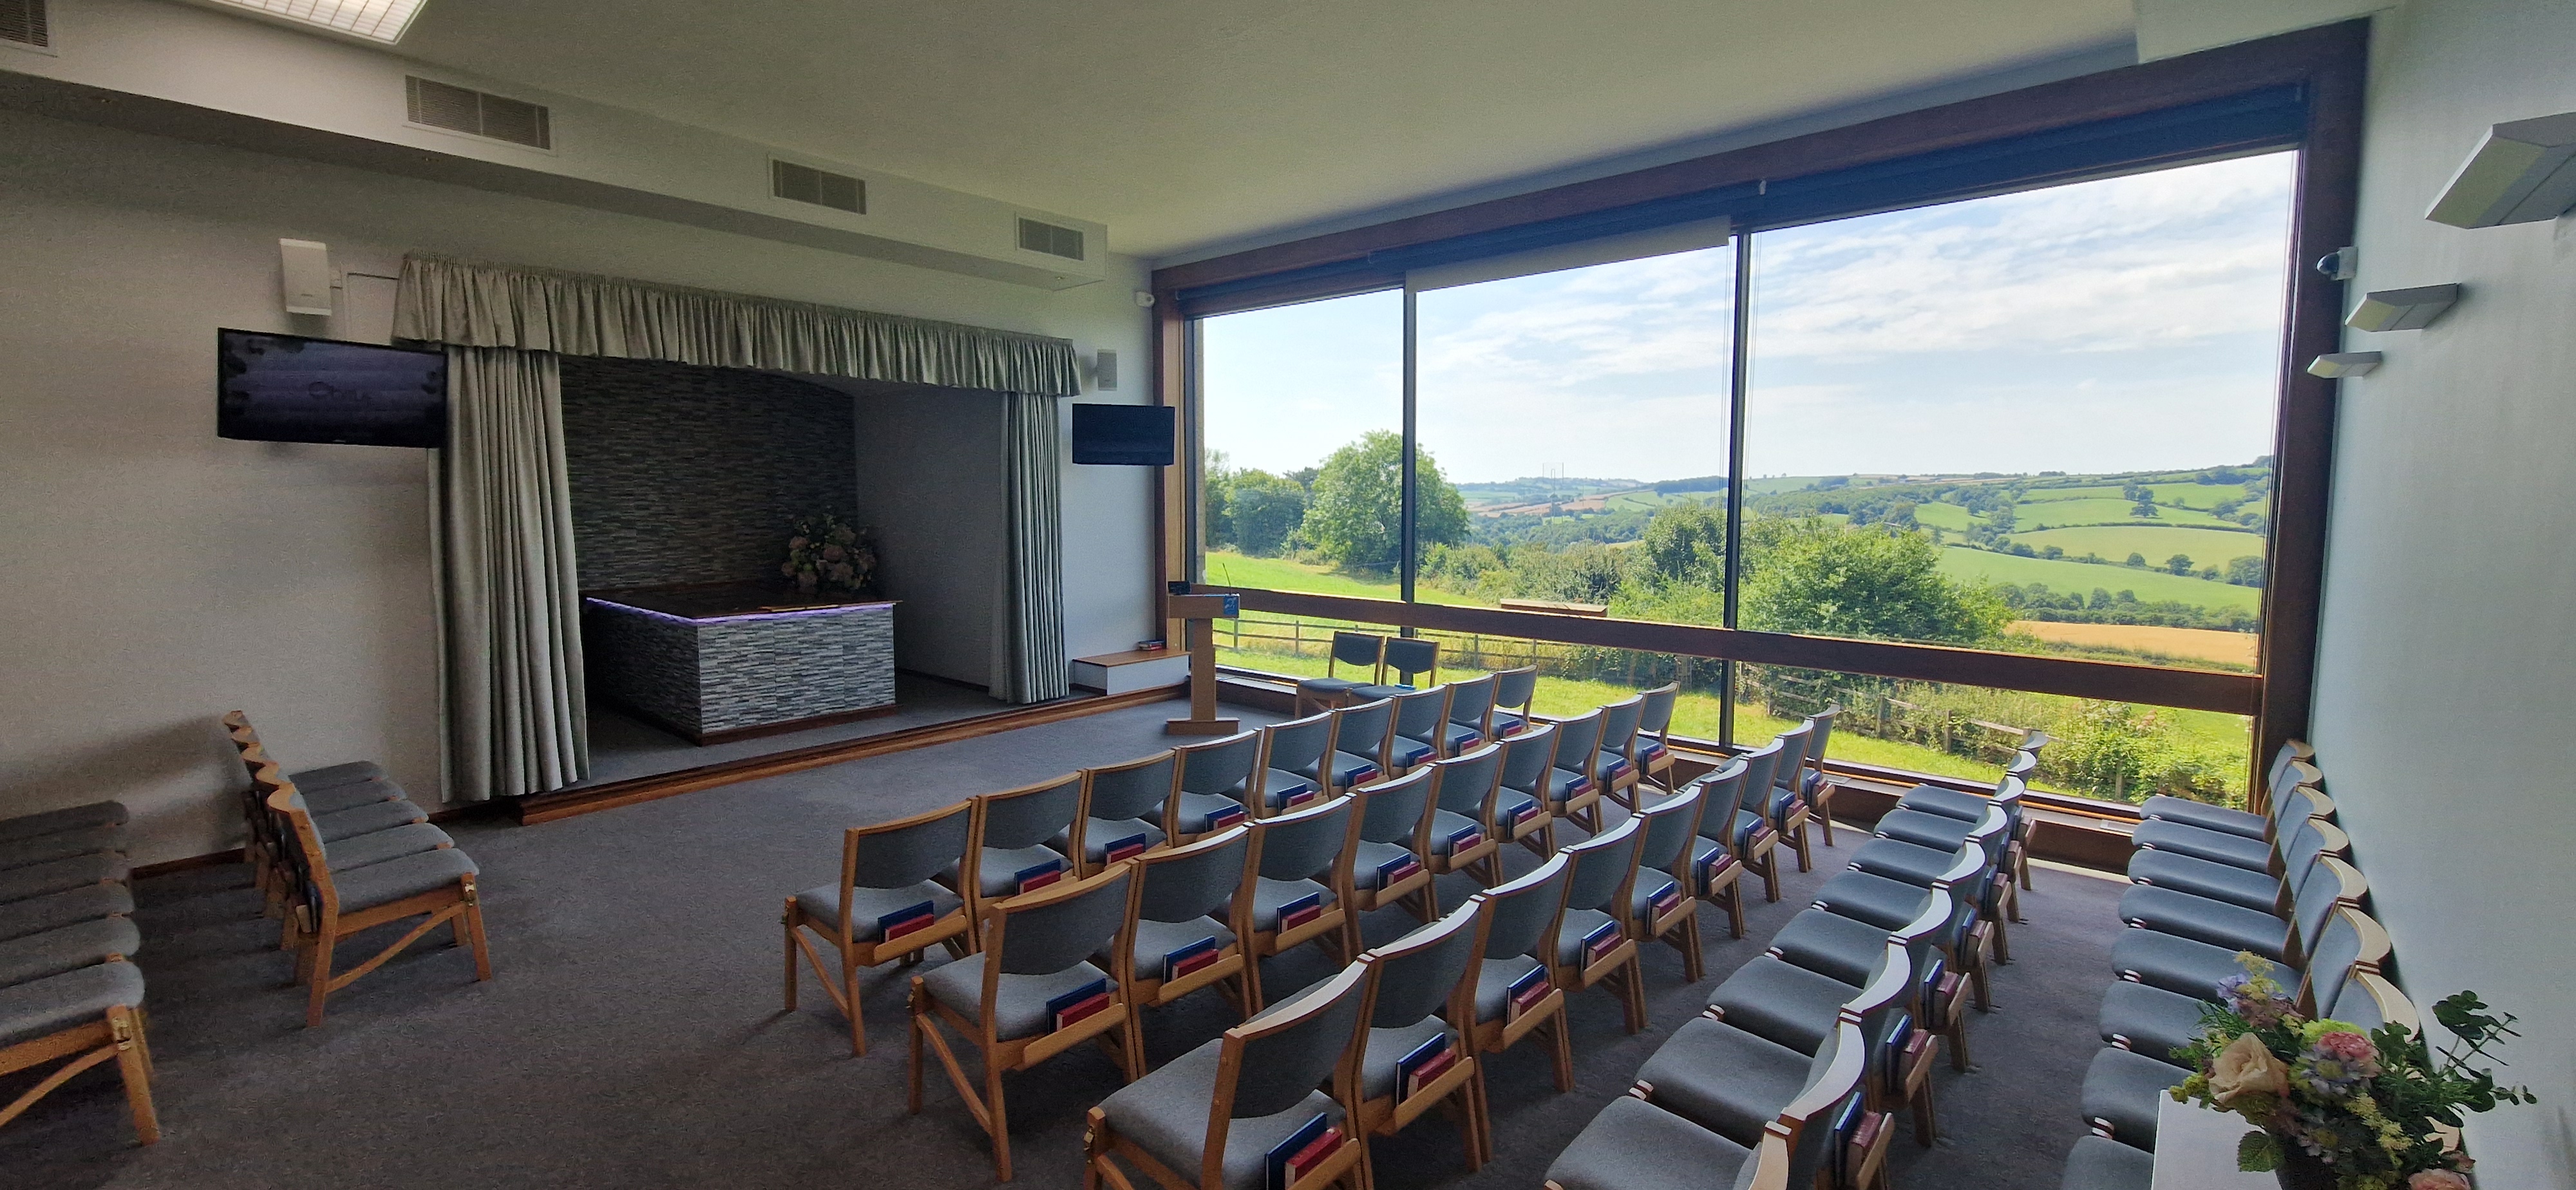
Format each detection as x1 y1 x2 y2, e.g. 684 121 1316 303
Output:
2138 795 2266 839
1426 809 1485 856
1553 907 1620 967
1706 955 1852 1055
2109 929 2259 1000
1591 751 1633 786
1766 907 1894 988
2130 820 2273 870
2116 886 2289 959
1814 870 1938 931
2126 849 2281 912
312 797 429 842
1249 876 1334 932
2061 1133 2156 1190
1350 840 1418 891
1874 808 1977 851
1059 818 1166 865
1732 809 1770 850
1763 786 1803 823
2083 1046 2184 1148
1260 770 1320 811
1545 1095 1756 1190
793 879 963 943
1361 1015 1457 1102
1690 839 1737 892
323 823 454 874
1163 791 1250 836
301 778 410 815
2098 979 2212 1066
1893 784 1987 822
1441 724 1484 754
0 958 146 1048
290 760 390 791
0 854 129 906
1492 712 1531 738
1847 837 1955 887
0 826 130 871
0 916 142 988
1387 737 1439 768
1546 768 1595 806
1296 677 1368 695
1112 916 1237 982
1637 1016 1814 1144
1473 954 1543 1023
973 844 1072 898
1321 751 1380 790
923 955 1117 1041
0 883 134 944
1097 1035 1343 1190
1349 684 1417 703
0 802 128 844
333 846 478 913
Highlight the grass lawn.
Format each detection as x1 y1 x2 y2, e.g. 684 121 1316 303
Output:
2012 498 2234 529
2011 525 2267 567
1202 551 1492 607
1938 547 2264 612
2143 482 2253 509
1909 502 1980 531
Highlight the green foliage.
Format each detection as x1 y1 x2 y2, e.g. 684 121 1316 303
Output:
2048 702 2235 803
2125 552 2148 567
2166 553 2195 575
1741 518 2007 645
1639 501 1727 585
1302 431 1467 571
1228 469 1307 555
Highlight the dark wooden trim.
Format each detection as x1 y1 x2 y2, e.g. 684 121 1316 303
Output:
1153 23 2369 296
511 685 1186 824
1152 298 1189 634
1204 585 2259 713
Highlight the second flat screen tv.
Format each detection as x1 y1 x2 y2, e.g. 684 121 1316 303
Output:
218 328 448 448
1069 403 1175 466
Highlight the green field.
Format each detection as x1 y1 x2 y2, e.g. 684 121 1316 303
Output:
2143 482 2253 509
2011 525 2266 566
1909 502 1980 531
2013 498 2233 529
1202 552 1492 607
1938 547 2264 610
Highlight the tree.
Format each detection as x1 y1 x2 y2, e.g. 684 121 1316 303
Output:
1739 518 2008 645
1301 431 1468 571
2222 555 2265 588
1202 449 1235 549
2165 553 2193 576
2040 544 2065 560
1228 469 1307 555
1640 501 1726 587
2125 552 2148 568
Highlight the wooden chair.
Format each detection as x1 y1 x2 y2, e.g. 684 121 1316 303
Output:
1544 1022 1862 1190
1084 960 1370 1190
1492 722 1562 857
1294 632 1388 716
1488 666 1539 739
0 959 157 1145
1351 902 1490 1174
1113 827 1256 1019
1166 732 1260 845
1344 768 1437 923
1350 636 1440 702
1464 853 1575 1095
1631 683 1681 795
1799 704 1845 847
1317 698 1395 797
1540 708 1607 834
1626 784 1708 983
1726 739 1789 903
1240 795 1361 1014
1421 745 1508 891
267 783 490 1027
1252 712 1336 816
1591 695 1648 811
1383 686 1454 779
1761 721 1817 873
1546 815 1648 1034
1437 672 1498 759
784 800 975 1055
1067 751 1181 876
911 862 1142 1181
952 774 1083 925
1683 758 1753 939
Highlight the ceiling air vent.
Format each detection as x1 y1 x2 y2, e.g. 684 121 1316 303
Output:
405 77 552 149
1 0 51 50
1018 218 1085 261
772 160 865 214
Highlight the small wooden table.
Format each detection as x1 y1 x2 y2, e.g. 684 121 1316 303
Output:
2152 1097 2273 1189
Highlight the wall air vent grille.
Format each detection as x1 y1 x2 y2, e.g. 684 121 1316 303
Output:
0 0 50 49
405 77 552 149
772 160 865 214
1018 218 1085 261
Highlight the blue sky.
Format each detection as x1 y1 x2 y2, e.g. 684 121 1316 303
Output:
1201 150 2297 486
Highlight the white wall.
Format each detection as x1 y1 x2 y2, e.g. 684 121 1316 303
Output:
2310 2 2576 1184
844 386 1003 688
0 108 1152 865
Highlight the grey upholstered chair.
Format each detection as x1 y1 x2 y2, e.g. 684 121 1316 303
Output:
1314 698 1395 795
1067 751 1180 874
1384 686 1454 777
1464 853 1573 1093
1547 815 1647 1034
1770 845 1981 1082
910 861 1141 1180
1489 666 1539 740
2126 810 2342 916
1895 752 2034 823
0 914 141 989
2113 826 2353 998
1724 739 1788 902
1759 721 1815 872
0 884 135 947
0 851 129 908
0 958 158 1145
1626 784 1707 983
1112 826 1255 1015
2058 1133 2155 1190
1423 744 1507 889
1345 767 1435 921
1799 704 1845 846
1591 695 1647 811
1631 682 1681 795
1253 712 1334 816
2131 779 2328 878
1241 795 1361 1013
2101 892 2380 1073
1542 708 1607 833
1351 636 1440 703
1645 941 1908 1164
1084 959 1370 1190
270 784 489 1029
1294 631 1388 715
954 774 1083 922
1684 759 1753 938
1440 672 1497 758
2137 740 2314 838
1168 732 1262 844
1544 1021 1867 1190
2116 852 2360 968
1352 902 1490 1171
785 799 972 1055
2080 1044 2187 1150
1493 721 1562 856
0 800 129 844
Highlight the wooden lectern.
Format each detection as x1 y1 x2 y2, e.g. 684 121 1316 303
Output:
1164 592 1242 736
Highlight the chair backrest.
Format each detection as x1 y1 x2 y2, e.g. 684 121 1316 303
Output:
991 862 1134 976
1251 795 1358 882
1332 698 1396 770
1960 804 2012 877
1561 814 1643 912
1354 767 1434 846
1492 666 1539 715
1430 744 1504 818
1926 846 1987 956
849 800 975 891
1260 712 1337 782
2341 971 2420 1037
1228 960 1371 1118
2266 747 2317 806
2291 855 2366 959
1392 686 1452 743
2003 751 2038 785
1636 683 1678 740
1779 1020 1870 1190
1841 940 1915 1083
1734 739 1785 804
2298 905 2388 1017
1133 826 1251 925
1177 731 1262 797
1472 853 1571 961
1361 901 1482 1028
1769 722 1813 790
262 783 334 911
1634 785 1704 873
1549 709 1605 773
1495 722 1561 798
1982 779 2026 854
978 774 1084 851
1383 636 1440 685
1597 695 1645 754
1692 757 1753 840
2018 729 2051 757
1804 704 1840 768
1446 672 1497 732
1329 632 1387 677
1084 751 1180 822
2276 817 2338 891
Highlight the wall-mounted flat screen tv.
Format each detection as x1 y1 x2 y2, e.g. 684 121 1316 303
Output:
1070 403 1174 466
218 328 448 448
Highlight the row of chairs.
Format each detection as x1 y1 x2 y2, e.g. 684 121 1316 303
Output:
2060 742 2421 1188
223 713 493 1026
0 798 157 1146
1543 733 2049 1190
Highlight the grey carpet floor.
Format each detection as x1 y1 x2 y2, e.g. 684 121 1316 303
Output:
1 701 2126 1189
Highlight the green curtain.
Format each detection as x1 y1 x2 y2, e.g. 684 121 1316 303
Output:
993 393 1068 703
434 346 588 800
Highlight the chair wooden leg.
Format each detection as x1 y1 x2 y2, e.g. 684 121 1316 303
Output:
1620 958 1648 1034
1680 916 1705 983
1723 883 1747 939
987 1062 1014 1180
782 901 800 1011
1548 1008 1576 1092
906 981 927 1113
1913 1075 1938 1146
1245 952 1267 1017
304 930 336 1027
1757 853 1781 903
107 1005 159 1145
1816 793 1839 847
461 880 493 981
1790 820 1814 873
1083 1107 1110 1190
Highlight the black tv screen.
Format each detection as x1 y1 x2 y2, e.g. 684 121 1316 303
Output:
1070 403 1174 466
218 329 448 448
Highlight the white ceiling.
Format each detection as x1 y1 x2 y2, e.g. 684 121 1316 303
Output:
395 1 2137 261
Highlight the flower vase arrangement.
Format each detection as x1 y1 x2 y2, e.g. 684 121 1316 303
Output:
781 514 876 596
2172 954 2535 1190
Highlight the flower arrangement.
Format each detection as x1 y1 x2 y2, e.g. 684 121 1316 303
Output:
781 514 876 595
2172 954 2535 1189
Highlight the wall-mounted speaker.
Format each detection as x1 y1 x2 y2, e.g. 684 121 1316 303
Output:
280 238 332 316
1093 349 1119 391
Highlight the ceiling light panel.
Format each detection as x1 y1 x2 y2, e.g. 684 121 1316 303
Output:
199 0 427 44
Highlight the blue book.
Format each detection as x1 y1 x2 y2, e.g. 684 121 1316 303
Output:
1102 833 1150 864
876 900 936 942
1265 1112 1336 1190
1446 823 1484 854
1162 935 1222 980
1394 1032 1456 1100
1045 978 1113 1031
1580 919 1621 965
1275 891 1325 931
1013 858 1065 894
1206 803 1248 830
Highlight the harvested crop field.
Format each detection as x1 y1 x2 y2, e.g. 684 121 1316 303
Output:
2010 619 2259 666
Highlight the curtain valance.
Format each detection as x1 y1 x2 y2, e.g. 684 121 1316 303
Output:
392 255 1083 397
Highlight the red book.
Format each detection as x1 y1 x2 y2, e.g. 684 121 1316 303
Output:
1649 879 1683 919
1103 833 1150 864
1402 1048 1459 1099
1582 920 1622 965
1283 1126 1341 1182
1206 804 1247 830
877 902 937 942
1277 891 1325 932
1505 967 1551 1023
1048 983 1113 1032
